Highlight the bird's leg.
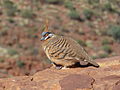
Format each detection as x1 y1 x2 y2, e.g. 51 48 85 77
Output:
55 66 63 70
51 62 63 70
61 66 69 69
51 62 56 67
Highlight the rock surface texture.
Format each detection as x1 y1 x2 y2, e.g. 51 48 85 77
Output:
0 56 120 90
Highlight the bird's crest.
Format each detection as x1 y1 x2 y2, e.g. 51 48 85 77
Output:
42 19 49 32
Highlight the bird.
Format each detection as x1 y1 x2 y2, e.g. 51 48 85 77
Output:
40 20 99 69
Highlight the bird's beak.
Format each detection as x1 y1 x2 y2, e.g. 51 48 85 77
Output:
40 37 45 41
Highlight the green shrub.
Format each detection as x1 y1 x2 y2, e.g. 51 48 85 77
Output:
3 0 18 16
77 40 86 46
77 28 85 35
0 29 8 36
86 40 93 48
45 0 63 4
91 55 98 59
102 1 120 14
21 9 35 19
7 18 15 23
87 0 100 4
102 39 110 45
16 60 25 68
7 49 18 56
98 53 108 58
0 58 4 63
18 44 23 48
103 3 115 12
102 45 112 53
64 1 74 10
107 25 120 42
69 10 80 20
83 9 94 20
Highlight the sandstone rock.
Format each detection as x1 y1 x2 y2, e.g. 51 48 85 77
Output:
0 56 120 90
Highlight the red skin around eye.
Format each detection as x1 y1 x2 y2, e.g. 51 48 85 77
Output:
45 34 48 37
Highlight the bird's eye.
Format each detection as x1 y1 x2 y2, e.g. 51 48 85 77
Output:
44 33 48 37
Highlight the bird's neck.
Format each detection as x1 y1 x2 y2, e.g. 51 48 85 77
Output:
42 35 56 47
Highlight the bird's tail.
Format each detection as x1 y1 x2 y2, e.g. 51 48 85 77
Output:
88 60 99 68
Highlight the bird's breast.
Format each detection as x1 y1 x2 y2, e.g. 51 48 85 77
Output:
44 46 52 60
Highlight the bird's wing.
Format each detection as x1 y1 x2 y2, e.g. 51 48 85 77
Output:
65 37 99 67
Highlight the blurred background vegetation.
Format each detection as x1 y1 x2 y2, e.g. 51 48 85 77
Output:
0 0 120 78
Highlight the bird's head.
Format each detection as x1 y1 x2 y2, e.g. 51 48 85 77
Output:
41 32 55 41
40 19 55 41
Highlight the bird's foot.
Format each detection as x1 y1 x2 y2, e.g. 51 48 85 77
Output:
61 66 70 70
51 62 63 70
55 66 63 70
55 66 70 70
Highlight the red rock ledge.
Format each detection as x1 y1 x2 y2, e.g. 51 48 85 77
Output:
0 56 120 90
